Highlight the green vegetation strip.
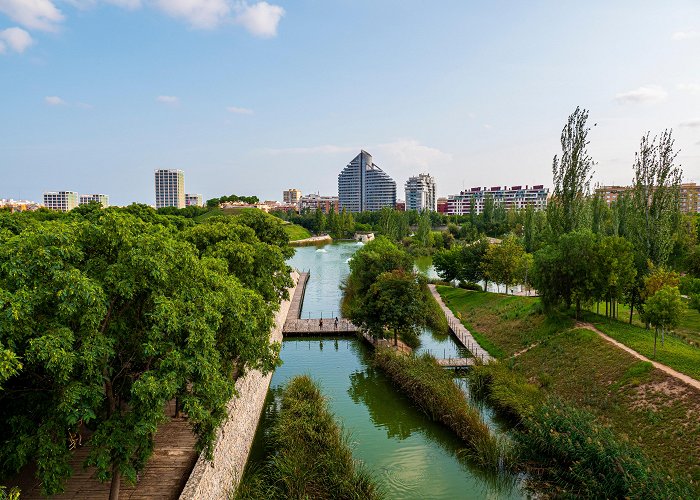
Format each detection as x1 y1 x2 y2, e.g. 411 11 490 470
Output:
372 349 513 473
236 375 382 500
587 313 700 380
471 363 696 499
282 223 312 242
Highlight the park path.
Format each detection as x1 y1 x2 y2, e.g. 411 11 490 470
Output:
428 285 493 363
577 322 700 392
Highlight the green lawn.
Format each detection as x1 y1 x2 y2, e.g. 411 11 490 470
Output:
436 285 572 358
436 286 700 484
587 300 700 347
282 223 311 241
585 311 700 380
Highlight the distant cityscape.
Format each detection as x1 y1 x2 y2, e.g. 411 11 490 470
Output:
5 149 700 216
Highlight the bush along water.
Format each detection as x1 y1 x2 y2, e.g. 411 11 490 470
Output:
236 375 383 500
470 363 696 498
372 349 515 475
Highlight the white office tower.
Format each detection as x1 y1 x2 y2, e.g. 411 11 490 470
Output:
155 169 185 208
338 150 396 212
405 173 437 211
79 194 110 207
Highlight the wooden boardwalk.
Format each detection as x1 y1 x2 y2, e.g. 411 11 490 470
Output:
283 318 358 335
287 271 309 319
11 400 197 500
436 357 474 368
428 284 493 364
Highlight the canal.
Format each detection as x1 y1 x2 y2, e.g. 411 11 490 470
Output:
245 242 523 499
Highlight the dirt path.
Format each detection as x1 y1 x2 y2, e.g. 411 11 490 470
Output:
577 322 700 391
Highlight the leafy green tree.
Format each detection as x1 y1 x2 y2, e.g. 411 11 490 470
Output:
596 236 637 319
415 210 431 247
313 208 326 234
0 211 284 499
353 270 430 346
532 231 599 319
629 130 682 266
549 107 594 235
482 235 526 294
642 286 683 357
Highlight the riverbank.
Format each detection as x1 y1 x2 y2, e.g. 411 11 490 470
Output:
438 286 700 488
288 234 333 246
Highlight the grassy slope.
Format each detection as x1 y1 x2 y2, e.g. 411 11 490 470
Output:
585 312 700 380
437 286 700 484
588 299 700 347
282 223 312 241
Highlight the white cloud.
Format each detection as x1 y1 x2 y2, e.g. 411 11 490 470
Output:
105 0 142 8
374 139 452 169
680 119 700 128
45 95 66 105
614 85 667 104
156 95 179 105
226 106 253 114
0 0 64 31
483 124 492 129
0 27 33 53
673 30 699 41
234 1 284 38
153 0 230 29
678 83 700 94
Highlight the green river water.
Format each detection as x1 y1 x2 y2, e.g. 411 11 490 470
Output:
245 242 524 499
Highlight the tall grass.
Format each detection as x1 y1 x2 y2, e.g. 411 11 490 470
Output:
236 376 383 500
470 363 696 498
372 349 515 474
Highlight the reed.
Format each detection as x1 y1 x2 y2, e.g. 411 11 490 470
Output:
236 375 383 500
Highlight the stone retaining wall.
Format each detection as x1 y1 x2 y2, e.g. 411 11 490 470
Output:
179 270 299 500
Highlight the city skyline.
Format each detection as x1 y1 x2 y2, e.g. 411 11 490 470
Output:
1 2 699 205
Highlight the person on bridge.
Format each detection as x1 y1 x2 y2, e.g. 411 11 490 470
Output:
334 317 339 330
319 318 323 329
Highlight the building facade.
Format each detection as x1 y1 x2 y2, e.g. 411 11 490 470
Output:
79 194 110 207
43 191 79 212
299 194 339 214
338 150 396 212
185 193 203 207
283 188 302 205
437 197 448 214
155 169 185 209
405 173 437 211
447 185 548 215
596 183 700 213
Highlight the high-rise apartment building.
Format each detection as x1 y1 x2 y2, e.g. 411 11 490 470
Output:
447 185 548 215
283 188 302 205
185 193 203 207
405 173 437 211
43 191 79 212
79 194 110 207
155 169 185 209
338 151 396 212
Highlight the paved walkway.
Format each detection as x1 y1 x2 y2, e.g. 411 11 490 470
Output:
578 322 700 392
286 272 309 320
428 285 493 363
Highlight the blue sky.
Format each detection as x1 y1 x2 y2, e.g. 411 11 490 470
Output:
1 0 699 206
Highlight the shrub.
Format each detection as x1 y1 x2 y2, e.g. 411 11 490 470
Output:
459 281 483 291
236 376 383 500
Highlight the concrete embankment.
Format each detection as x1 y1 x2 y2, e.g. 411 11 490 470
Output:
179 270 300 500
289 235 332 246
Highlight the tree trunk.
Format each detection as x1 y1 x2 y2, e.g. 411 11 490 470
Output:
629 300 634 325
605 300 608 317
596 302 599 314
109 463 120 500
394 331 397 346
654 328 658 358
576 299 581 320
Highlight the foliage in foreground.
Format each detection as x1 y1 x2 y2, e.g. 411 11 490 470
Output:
372 349 514 473
236 376 382 500
0 206 291 497
470 363 696 498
